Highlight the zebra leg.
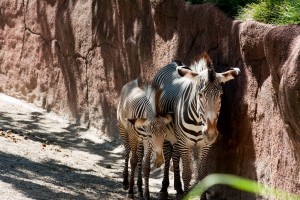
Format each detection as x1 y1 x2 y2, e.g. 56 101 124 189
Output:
172 143 184 198
197 143 211 181
137 142 144 199
158 141 172 200
180 145 192 195
158 140 173 200
143 141 152 200
123 145 131 190
197 143 211 200
118 122 130 190
127 142 138 199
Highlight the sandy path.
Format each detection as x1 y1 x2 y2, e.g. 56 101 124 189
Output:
0 94 176 200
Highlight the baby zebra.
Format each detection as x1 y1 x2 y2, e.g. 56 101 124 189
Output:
117 78 172 199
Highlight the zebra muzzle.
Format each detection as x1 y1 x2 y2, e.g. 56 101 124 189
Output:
154 152 164 168
203 118 219 144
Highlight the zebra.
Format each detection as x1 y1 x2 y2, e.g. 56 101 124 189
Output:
117 77 173 199
152 52 240 198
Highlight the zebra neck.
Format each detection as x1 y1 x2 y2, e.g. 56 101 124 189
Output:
180 84 203 127
189 92 203 125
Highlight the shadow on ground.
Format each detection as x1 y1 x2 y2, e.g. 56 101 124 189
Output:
0 110 127 199
0 94 173 200
0 151 123 199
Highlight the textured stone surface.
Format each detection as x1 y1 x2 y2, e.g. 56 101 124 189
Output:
0 0 299 199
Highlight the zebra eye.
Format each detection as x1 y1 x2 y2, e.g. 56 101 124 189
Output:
199 93 203 98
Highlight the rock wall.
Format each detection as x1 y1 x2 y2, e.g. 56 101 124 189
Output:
0 0 299 199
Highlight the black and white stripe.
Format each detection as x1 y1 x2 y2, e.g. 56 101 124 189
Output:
117 78 172 200
152 53 240 198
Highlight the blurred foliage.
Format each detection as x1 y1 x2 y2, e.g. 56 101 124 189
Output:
186 0 258 16
237 0 300 25
184 173 300 200
186 0 300 25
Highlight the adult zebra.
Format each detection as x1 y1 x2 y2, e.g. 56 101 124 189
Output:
117 77 172 199
152 52 240 198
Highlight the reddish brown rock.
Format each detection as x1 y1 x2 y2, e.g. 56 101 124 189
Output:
0 0 299 199
265 26 300 137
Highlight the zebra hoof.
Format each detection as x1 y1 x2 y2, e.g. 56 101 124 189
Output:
123 183 129 190
201 190 217 200
126 193 134 199
176 192 185 200
143 191 150 200
157 191 168 200
200 194 207 200
137 192 144 200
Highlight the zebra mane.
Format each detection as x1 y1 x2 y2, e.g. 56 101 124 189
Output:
173 59 184 67
154 87 162 117
137 76 161 118
190 51 215 82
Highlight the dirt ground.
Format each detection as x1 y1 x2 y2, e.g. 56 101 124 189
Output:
0 93 176 200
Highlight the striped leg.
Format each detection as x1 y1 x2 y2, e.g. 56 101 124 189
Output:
127 140 138 199
143 140 152 200
137 142 144 199
197 143 211 200
123 146 131 190
197 144 211 181
172 143 183 198
158 141 173 200
179 143 192 194
118 122 130 190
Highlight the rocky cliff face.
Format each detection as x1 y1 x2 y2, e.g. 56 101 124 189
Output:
1 0 299 199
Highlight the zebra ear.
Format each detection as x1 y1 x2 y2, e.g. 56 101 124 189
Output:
162 113 172 124
127 118 150 127
177 67 199 80
217 68 240 83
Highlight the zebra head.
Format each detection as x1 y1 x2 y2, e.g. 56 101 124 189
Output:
177 52 240 144
128 114 172 168
127 87 172 168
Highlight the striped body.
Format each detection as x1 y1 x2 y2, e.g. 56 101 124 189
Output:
117 78 172 200
152 52 240 198
117 79 154 140
153 62 208 146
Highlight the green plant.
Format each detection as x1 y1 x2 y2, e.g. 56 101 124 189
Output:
184 173 300 200
237 0 300 25
186 0 259 17
186 0 300 25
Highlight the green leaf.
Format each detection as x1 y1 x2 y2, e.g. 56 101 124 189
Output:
184 174 300 200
